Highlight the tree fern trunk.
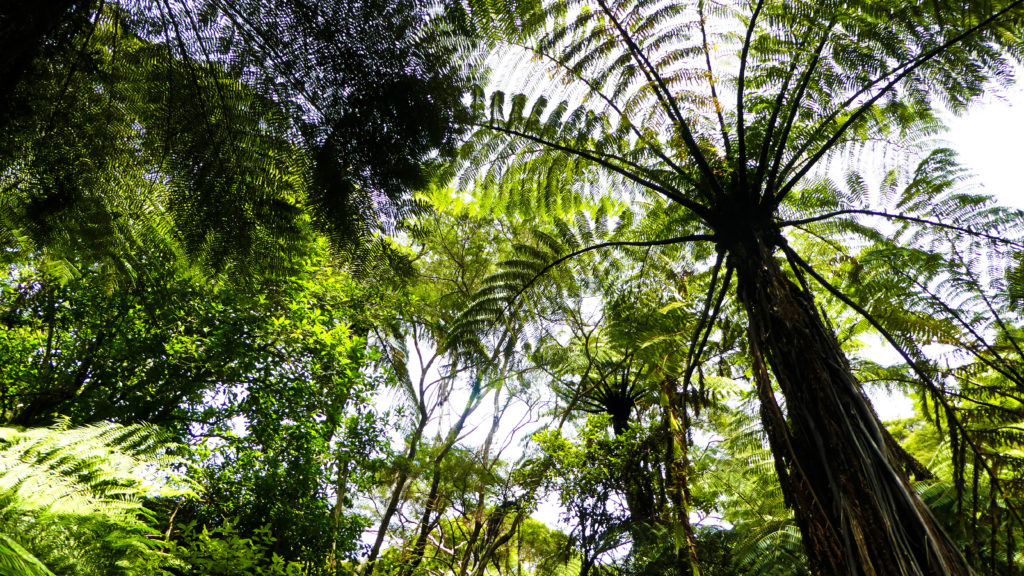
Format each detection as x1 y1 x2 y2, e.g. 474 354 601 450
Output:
731 236 971 576
662 379 702 576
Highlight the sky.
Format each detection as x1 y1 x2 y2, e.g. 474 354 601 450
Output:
944 83 1024 210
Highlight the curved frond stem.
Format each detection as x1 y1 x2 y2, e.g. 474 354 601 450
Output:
501 40 692 180
477 122 713 219
683 260 734 393
781 241 814 296
698 0 731 158
800 220 1024 395
155 0 234 179
682 251 724 385
761 19 836 198
775 0 1024 202
508 234 717 311
947 240 1024 366
862 374 1024 412
955 381 1024 408
978 284 1024 366
735 0 766 195
161 0 233 133
45 4 105 134
895 266 1024 386
780 242 1024 526
593 0 724 196
751 42 805 192
971 425 1024 434
778 209 1024 250
788 224 853 259
780 240 935 384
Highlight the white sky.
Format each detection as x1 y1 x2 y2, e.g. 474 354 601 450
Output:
944 83 1024 210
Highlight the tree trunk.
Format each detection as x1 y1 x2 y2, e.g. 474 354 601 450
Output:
661 380 701 576
364 416 427 576
400 386 484 576
458 388 505 576
730 234 972 576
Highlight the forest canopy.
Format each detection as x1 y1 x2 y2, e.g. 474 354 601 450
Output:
1 1 1024 576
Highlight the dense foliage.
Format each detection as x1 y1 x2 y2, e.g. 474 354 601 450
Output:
2 0 1024 575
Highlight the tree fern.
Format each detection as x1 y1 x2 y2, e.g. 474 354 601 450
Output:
0 534 55 576
453 0 1024 573
1 0 489 280
0 420 189 575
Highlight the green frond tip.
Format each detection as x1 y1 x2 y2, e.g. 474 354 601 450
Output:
0 420 191 519
0 533 56 576
0 420 191 573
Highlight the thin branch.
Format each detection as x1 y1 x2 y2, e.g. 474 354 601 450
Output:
778 208 1024 249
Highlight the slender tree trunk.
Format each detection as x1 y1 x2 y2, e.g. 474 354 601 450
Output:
661 380 701 576
458 389 504 576
400 386 484 576
471 512 524 576
730 233 972 576
364 416 428 576
606 396 658 558
330 458 350 573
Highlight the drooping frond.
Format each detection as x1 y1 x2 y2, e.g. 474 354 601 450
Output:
0 534 55 576
0 420 189 574
448 204 715 354
1 0 483 280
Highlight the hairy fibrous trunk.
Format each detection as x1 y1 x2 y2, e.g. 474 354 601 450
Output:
729 231 971 576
